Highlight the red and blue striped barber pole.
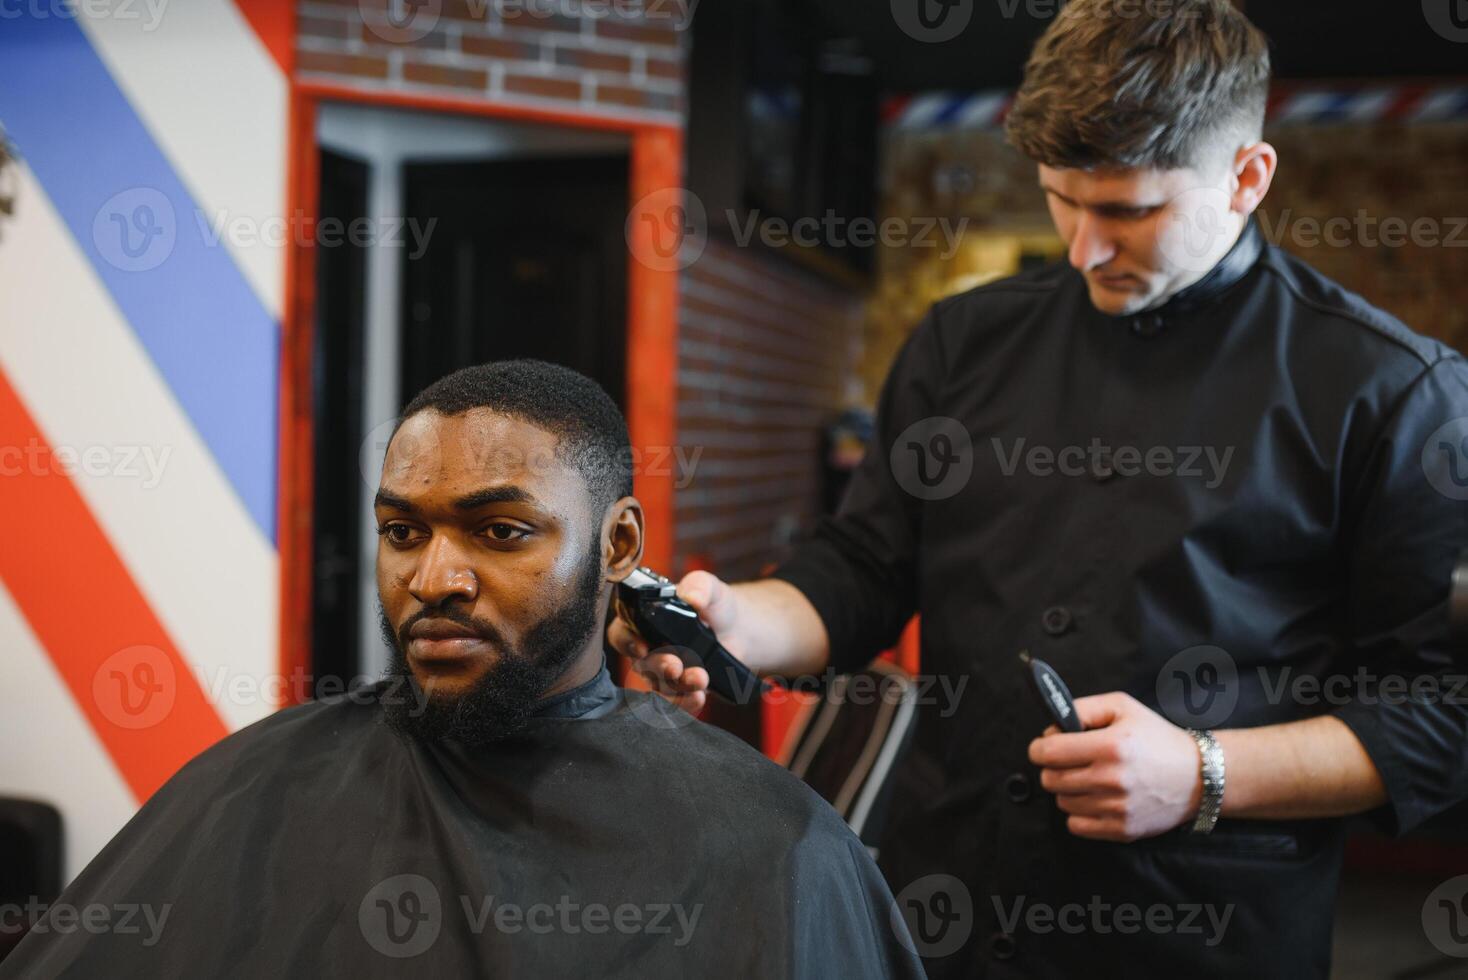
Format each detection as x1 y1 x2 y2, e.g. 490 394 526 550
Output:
882 84 1468 131
0 0 292 881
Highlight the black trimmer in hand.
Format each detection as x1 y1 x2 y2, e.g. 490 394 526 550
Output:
615 567 768 705
1020 650 1084 733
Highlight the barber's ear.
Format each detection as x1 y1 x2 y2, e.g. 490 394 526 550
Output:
602 497 644 582
1231 141 1277 216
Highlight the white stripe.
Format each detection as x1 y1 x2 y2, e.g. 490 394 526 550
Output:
75 0 287 321
898 93 954 130
0 580 137 884
0 163 277 733
954 92 1008 129
1272 91 1338 124
1343 89 1395 122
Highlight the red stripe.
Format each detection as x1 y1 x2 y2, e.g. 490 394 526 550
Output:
0 370 229 802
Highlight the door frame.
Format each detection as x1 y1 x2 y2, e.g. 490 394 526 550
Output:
278 81 682 695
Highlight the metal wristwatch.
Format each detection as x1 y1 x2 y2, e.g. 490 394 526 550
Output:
1187 729 1225 834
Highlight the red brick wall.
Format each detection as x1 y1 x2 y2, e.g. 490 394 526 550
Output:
675 240 864 582
298 0 868 584
296 0 686 122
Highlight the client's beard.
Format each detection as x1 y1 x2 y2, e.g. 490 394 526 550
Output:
379 537 606 747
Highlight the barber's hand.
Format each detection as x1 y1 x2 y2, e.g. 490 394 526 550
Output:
1028 692 1204 843
607 570 747 716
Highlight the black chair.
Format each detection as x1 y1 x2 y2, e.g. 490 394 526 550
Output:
779 660 919 852
0 798 63 964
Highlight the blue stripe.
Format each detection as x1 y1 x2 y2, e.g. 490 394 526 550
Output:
933 95 967 126
0 13 279 542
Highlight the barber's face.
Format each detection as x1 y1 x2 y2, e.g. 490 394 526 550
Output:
373 408 626 707
1041 162 1247 316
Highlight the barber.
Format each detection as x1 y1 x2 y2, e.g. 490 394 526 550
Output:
612 1 1468 976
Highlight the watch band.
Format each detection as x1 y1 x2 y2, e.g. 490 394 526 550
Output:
1187 729 1225 834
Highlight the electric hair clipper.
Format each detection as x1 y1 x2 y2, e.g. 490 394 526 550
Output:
1020 650 1084 733
615 567 767 705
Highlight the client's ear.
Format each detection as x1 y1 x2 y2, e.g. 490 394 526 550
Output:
602 497 644 581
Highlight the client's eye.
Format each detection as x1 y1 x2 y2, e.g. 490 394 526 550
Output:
376 523 422 546
485 523 529 542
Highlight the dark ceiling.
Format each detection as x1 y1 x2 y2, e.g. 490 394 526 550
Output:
797 0 1468 91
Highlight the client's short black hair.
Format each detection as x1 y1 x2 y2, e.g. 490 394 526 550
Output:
396 359 633 513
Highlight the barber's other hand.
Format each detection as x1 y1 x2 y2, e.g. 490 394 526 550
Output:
607 570 748 715
1028 692 1204 842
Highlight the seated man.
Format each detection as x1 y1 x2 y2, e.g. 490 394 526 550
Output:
3 361 924 978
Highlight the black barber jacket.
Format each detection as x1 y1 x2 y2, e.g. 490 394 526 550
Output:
774 219 1468 978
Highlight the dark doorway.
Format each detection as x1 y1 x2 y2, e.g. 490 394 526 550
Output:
310 149 369 687
399 155 629 409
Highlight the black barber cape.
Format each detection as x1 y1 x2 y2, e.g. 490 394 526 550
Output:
774 218 1468 979
2 666 926 979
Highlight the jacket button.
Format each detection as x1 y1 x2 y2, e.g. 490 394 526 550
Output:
1004 773 1032 803
1041 606 1073 636
990 931 1017 959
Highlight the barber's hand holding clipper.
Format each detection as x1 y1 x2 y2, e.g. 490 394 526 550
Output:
607 571 831 714
1022 652 1215 844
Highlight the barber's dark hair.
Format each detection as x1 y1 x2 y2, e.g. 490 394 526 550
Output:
397 359 633 512
1005 0 1271 172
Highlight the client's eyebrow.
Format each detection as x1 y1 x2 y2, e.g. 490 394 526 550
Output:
373 485 541 514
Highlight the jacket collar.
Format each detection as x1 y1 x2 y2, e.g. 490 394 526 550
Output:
1116 216 1266 336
